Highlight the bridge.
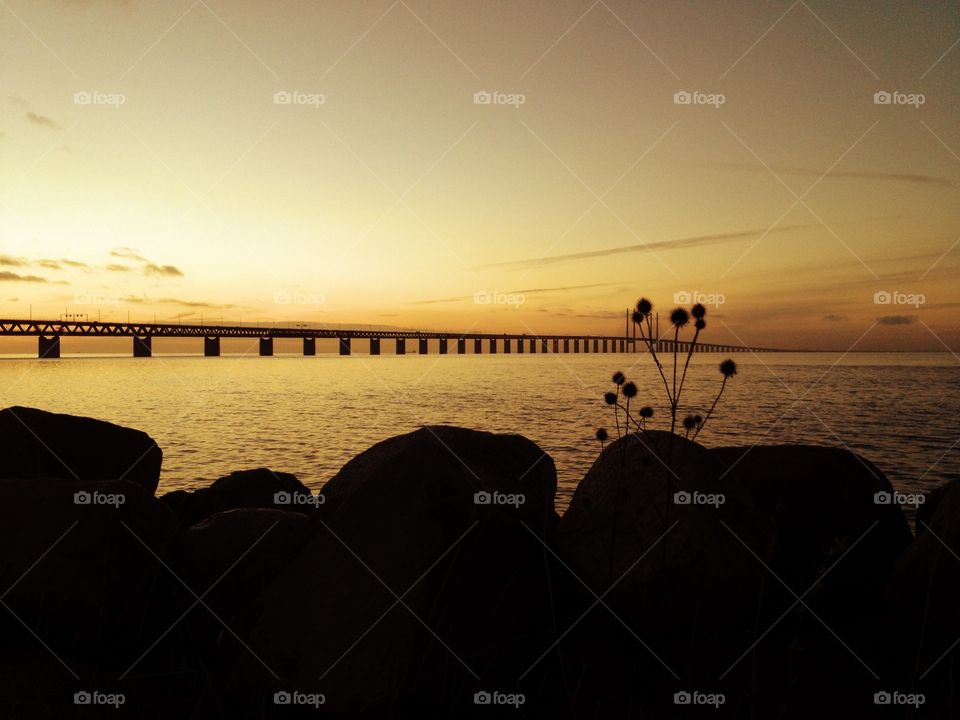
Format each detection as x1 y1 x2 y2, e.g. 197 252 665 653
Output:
0 319 784 359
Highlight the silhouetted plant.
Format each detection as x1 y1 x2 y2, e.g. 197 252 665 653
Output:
692 359 737 440
639 406 654 430
595 427 608 450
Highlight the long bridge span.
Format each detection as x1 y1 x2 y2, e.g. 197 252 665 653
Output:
0 319 785 359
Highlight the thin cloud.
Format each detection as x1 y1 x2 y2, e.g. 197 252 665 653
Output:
412 281 624 305
110 247 147 262
60 259 89 269
822 314 848 321
144 263 184 277
877 315 916 326
123 296 234 309
478 225 815 271
37 259 61 269
106 264 131 272
0 271 48 283
0 255 28 267
26 112 62 130
719 163 959 190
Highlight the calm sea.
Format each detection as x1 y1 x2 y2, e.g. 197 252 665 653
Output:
1 352 957 511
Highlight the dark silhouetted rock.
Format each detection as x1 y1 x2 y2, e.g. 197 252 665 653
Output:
159 468 313 527
0 477 179 670
915 480 954 536
885 482 960 717
180 508 312 630
238 426 559 715
0 406 162 494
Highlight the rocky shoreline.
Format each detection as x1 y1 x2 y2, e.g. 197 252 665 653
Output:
0 406 954 718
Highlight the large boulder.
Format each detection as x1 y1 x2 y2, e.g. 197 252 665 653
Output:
160 468 314 527
0 406 162 494
237 426 560 714
558 431 774 669
885 482 960 716
0 477 179 670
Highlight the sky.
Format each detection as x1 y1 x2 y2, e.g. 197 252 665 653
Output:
1 0 958 351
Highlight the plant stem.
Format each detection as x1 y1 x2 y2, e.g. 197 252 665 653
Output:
676 326 700 411
692 377 727 441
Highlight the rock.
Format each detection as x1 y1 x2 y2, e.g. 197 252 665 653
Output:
0 406 162 494
885 482 960 715
0 477 179 670
179 508 312 630
558 431 774 667
710 444 913 614
159 468 314 527
238 426 560 714
915 481 954 536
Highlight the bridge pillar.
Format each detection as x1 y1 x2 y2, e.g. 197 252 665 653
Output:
205 336 221 357
530 338 537 353
593 338 599 353
370 338 380 355
395 338 406 355
517 338 524 353
563 339 569 353
134 335 152 358
620 339 625 352
504 338 511 353
541 338 548 353
474 338 482 354
553 339 559 353
611 339 617 353
339 337 351 356
419 338 428 354
439 338 448 354
573 339 579 353
38 335 60 359
457 338 466 354
303 337 316 356
489 338 497 354
259 337 273 357
602 339 608 353
583 338 589 353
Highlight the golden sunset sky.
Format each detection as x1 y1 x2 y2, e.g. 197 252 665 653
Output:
1 0 958 351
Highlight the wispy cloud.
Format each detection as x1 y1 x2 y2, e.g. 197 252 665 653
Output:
412 281 625 304
0 271 48 283
106 263 131 272
0 255 28 267
719 163 959 190
123 296 234 309
25 112 62 130
877 315 916 326
110 247 147 262
477 225 815 271
822 314 848 322
144 263 184 277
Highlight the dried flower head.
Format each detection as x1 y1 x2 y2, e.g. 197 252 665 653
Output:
636 297 653 316
622 381 638 399
596 428 608 442
612 371 625 385
719 359 738 378
604 391 618 405
691 303 707 319
639 406 654 418
670 307 690 327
